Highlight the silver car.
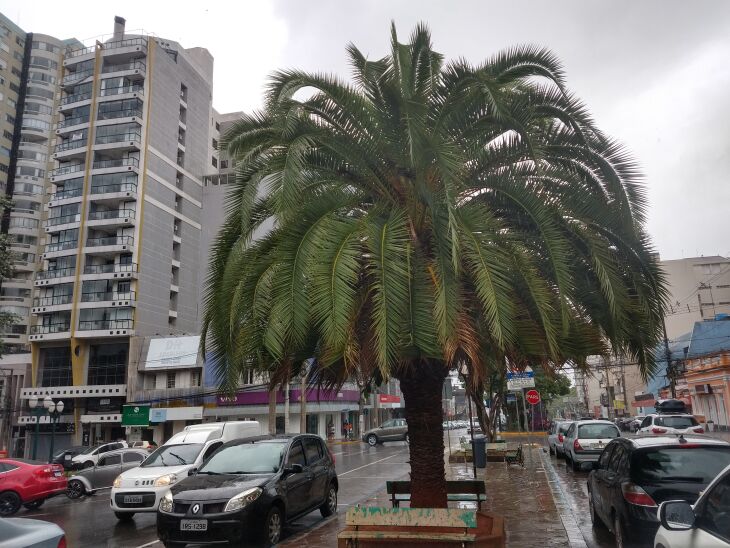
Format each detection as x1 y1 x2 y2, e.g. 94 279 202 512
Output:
0 517 65 548
362 418 408 446
66 448 148 498
562 420 620 471
548 421 574 457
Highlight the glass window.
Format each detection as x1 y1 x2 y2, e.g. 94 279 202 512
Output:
655 416 699 428
698 473 730 542
141 444 204 467
578 424 619 439
597 444 614 470
202 441 222 461
631 447 730 484
640 417 652 428
199 441 287 474
123 452 144 463
287 441 306 467
40 347 72 387
99 454 121 466
380 420 395 428
304 438 322 464
608 446 624 472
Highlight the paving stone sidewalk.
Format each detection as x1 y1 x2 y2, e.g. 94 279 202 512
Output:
280 440 577 547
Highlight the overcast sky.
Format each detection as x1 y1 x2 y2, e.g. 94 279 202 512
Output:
4 0 730 260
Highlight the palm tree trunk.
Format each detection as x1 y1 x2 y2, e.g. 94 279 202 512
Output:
397 360 449 508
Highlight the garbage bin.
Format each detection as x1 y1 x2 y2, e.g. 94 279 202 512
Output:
471 435 487 468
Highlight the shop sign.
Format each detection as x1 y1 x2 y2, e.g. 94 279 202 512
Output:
122 404 150 426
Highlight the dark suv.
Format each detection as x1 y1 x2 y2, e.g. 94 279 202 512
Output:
156 434 338 547
587 435 730 546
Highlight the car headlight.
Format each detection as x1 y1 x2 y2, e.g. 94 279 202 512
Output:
159 490 174 513
154 473 178 487
224 487 262 513
113 475 122 488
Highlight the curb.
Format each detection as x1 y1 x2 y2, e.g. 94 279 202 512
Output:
327 440 362 445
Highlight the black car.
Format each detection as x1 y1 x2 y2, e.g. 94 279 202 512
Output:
50 446 87 470
156 434 338 547
587 435 730 547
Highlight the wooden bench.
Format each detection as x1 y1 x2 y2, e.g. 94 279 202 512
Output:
338 507 479 546
504 444 524 467
386 480 487 510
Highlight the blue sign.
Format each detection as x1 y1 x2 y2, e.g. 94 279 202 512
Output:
149 408 167 422
506 393 517 403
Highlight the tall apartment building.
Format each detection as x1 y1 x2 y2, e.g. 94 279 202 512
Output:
5 16 218 454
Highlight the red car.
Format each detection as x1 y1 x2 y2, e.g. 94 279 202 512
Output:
0 458 68 516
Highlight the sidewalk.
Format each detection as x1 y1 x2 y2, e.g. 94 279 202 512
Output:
281 438 576 547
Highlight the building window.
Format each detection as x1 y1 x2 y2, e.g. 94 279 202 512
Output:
220 160 228 169
191 370 200 387
180 84 187 101
40 347 73 387
212 138 218 150
88 344 128 385
166 371 176 388
6 114 15 125
3 130 13 140
211 156 217 168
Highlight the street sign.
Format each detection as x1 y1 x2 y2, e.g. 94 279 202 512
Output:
506 366 535 390
526 389 541 406
505 393 517 403
122 404 150 426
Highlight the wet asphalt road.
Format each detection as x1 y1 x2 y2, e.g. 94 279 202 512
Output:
18 441 412 548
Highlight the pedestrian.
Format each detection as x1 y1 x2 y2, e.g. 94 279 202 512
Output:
345 421 353 440
327 420 335 441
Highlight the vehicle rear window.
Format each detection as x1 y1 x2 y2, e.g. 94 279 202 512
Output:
578 424 619 439
558 423 572 434
655 416 698 428
632 446 730 484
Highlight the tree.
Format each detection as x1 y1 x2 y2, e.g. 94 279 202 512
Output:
202 24 667 508
534 368 572 405
0 194 18 356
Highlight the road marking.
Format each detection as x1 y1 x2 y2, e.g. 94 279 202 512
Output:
133 541 160 548
338 452 405 477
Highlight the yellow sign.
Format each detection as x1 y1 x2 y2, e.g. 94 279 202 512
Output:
613 400 625 410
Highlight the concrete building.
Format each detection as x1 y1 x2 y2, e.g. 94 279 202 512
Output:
13 16 216 455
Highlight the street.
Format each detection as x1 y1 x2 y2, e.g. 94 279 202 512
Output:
14 441 411 548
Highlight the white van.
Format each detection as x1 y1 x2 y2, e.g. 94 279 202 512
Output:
109 421 260 520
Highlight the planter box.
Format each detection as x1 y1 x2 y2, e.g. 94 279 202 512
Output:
338 507 505 547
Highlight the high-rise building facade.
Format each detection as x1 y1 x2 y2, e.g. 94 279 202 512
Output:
15 17 215 451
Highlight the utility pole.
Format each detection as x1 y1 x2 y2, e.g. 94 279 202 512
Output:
603 358 613 419
299 365 309 435
268 384 277 435
284 380 290 432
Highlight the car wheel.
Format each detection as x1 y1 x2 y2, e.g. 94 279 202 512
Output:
613 514 627 548
261 506 282 546
572 458 581 472
367 434 378 447
0 491 21 516
549 445 555 456
23 499 45 510
320 483 337 517
404 433 409 444
82 460 94 469
115 511 135 521
67 479 85 499
588 489 605 529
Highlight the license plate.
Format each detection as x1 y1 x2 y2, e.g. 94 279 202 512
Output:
180 520 207 531
64 455 71 460
123 495 143 504
54 471 63 477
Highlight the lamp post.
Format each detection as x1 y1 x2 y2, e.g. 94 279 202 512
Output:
45 397 64 464
28 396 44 461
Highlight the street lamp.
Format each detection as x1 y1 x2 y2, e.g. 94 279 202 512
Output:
45 397 64 464
28 396 43 461
28 396 64 462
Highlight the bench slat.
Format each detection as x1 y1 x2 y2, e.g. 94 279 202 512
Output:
338 531 477 541
345 507 478 528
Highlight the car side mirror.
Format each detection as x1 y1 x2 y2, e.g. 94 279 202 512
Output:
284 463 304 476
659 500 695 531
188 468 198 476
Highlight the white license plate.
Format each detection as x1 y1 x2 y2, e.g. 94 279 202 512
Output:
64 455 71 460
54 471 63 477
590 443 604 450
123 495 143 504
181 520 207 531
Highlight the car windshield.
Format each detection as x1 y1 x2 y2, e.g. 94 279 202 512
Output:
140 444 203 467
78 445 100 455
558 423 573 434
578 424 619 439
655 416 698 428
198 441 288 475
632 446 730 484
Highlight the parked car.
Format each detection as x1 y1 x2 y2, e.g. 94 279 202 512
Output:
548 421 574 457
562 420 620 471
637 414 704 436
70 441 128 470
630 416 646 433
0 517 66 548
66 448 149 499
157 434 338 547
50 446 87 470
588 435 730 547
111 421 260 521
362 418 408 446
0 459 67 516
654 462 730 548
130 441 158 452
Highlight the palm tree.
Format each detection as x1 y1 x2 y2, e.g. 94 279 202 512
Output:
202 23 667 508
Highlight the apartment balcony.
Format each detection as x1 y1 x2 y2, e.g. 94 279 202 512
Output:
93 131 141 153
89 182 138 205
79 290 136 309
98 84 144 103
87 208 135 228
102 60 145 80
96 108 143 127
28 323 71 342
53 138 87 160
44 213 81 233
91 157 139 177
42 240 79 260
76 318 133 338
82 262 137 282
20 384 127 400
49 163 85 183
61 68 93 89
63 45 96 66
101 37 147 61
59 90 93 112
48 186 83 207
56 115 91 135
84 235 134 256
31 294 74 314
34 267 76 287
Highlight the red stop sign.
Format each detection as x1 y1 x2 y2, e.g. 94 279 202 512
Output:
526 389 540 405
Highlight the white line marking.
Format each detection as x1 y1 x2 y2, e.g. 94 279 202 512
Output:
133 541 160 548
338 453 404 477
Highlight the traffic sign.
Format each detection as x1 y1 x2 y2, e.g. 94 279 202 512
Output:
506 366 535 390
526 389 540 406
